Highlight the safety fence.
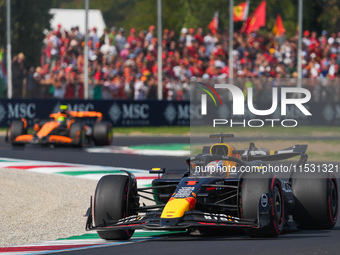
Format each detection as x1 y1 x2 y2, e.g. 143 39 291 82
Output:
0 1 339 100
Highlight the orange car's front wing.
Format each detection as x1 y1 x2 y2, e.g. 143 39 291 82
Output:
14 134 74 145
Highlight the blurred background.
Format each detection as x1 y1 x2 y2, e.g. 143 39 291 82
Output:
0 0 339 101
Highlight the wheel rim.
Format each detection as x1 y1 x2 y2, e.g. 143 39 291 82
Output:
274 186 283 225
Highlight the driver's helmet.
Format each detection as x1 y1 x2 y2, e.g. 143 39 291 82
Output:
203 160 226 177
57 116 66 125
59 105 68 114
210 143 241 168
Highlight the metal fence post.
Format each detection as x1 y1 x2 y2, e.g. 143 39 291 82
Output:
84 0 89 99
229 0 234 84
6 0 12 99
157 0 163 100
297 0 303 90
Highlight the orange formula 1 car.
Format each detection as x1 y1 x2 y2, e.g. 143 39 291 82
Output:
7 107 112 147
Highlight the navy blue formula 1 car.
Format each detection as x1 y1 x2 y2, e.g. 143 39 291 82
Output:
85 134 338 239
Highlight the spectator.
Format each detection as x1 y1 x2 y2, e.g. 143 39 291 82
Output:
109 26 117 45
91 27 100 46
100 38 117 64
134 74 148 100
52 68 66 99
49 31 61 69
26 66 36 98
12 53 26 98
54 24 62 38
178 27 187 45
204 30 218 57
74 27 83 42
145 25 155 44
100 27 109 46
115 28 127 52
186 28 195 47
147 76 157 99
26 24 339 101
302 30 311 47
133 40 143 56
194 27 204 45
127 28 138 49
92 64 103 99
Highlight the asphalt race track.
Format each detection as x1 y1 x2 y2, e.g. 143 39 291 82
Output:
0 136 190 169
1 135 340 255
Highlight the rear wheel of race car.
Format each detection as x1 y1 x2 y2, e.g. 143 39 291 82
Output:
10 120 27 146
93 121 112 146
241 173 284 238
93 175 134 240
69 121 84 147
291 171 338 229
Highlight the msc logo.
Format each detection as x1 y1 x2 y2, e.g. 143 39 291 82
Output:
200 84 312 116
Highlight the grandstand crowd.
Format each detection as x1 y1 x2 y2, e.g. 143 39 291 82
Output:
5 24 340 101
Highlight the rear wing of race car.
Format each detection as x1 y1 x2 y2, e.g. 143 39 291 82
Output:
234 143 308 166
49 111 103 121
206 134 308 167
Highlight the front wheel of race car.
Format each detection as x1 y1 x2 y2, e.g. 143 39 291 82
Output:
93 121 112 146
93 175 134 240
10 120 27 146
69 121 84 147
291 171 338 230
241 173 284 238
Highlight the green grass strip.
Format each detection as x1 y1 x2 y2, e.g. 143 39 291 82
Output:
0 159 21 162
58 233 100 240
113 126 340 136
58 231 187 240
113 126 189 135
58 170 122 176
129 144 190 151
190 125 340 135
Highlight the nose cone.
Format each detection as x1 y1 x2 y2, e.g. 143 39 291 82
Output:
161 197 196 219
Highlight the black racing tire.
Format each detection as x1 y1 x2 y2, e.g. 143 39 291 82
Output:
10 120 27 146
161 169 187 179
69 121 84 147
94 175 134 240
93 121 112 146
241 173 284 238
291 171 338 230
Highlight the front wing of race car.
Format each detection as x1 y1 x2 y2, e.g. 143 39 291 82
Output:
86 194 271 232
13 134 74 145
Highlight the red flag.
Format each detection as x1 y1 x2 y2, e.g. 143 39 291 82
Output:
208 12 219 34
233 1 249 22
272 14 286 36
241 1 266 34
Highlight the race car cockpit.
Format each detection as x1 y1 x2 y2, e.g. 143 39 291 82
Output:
189 134 241 177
